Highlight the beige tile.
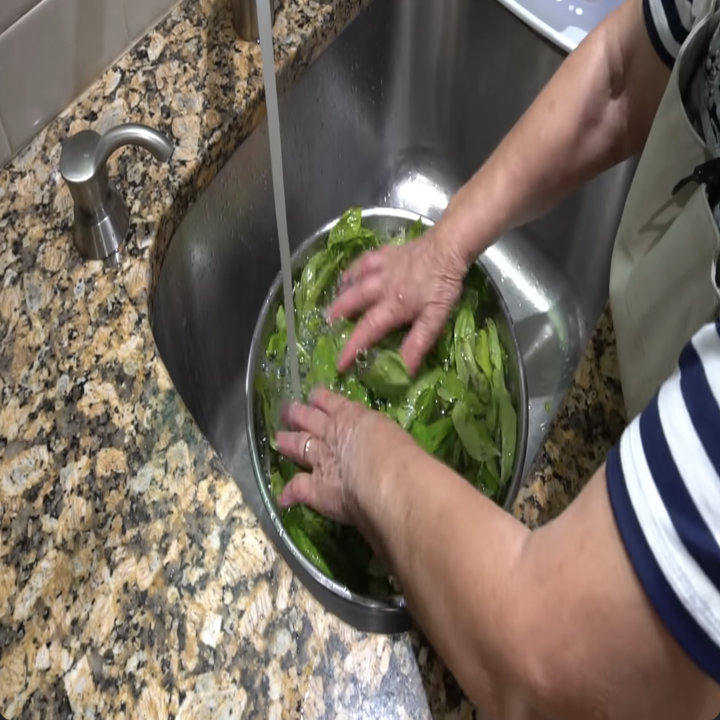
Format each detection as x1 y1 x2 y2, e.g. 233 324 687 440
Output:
0 119 11 168
0 0 41 35
0 0 130 154
122 0 179 42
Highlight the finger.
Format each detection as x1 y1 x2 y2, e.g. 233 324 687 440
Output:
278 472 314 508
400 312 447 375
276 431 319 467
279 472 347 524
336 303 405 371
282 401 327 437
310 387 347 416
326 272 385 323
343 249 384 285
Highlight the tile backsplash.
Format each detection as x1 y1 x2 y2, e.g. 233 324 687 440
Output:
0 0 180 168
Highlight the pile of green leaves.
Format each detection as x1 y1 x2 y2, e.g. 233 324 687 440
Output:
255 208 518 597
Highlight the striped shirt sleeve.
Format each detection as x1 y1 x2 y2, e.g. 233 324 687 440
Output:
644 0 695 66
607 320 720 684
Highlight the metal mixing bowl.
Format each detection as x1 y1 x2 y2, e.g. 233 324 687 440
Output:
245 207 528 634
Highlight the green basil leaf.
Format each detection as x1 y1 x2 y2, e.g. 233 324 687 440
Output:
406 218 425 241
360 349 411 400
327 207 380 266
388 218 426 246
308 334 339 391
411 416 455 455
298 249 337 313
327 207 363 247
278 457 300 484
341 376 370 406
466 264 492 310
475 328 492 380
476 461 501 498
255 373 280 450
334 317 356 346
266 305 288 361
413 385 437 428
451 399 500 463
276 304 287 333
454 304 478 383
437 368 465 403
396 367 442 429
266 331 286 362
463 287 479 315
283 505 328 539
454 303 490 400
434 321 455 368
486 318 503 373
270 470 285 499
492 367 517 485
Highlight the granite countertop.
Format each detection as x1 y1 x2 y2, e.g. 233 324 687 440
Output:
0 0 627 717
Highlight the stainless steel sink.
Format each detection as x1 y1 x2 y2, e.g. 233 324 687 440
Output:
152 0 635 606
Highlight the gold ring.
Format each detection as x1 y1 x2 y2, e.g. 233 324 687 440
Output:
302 437 312 464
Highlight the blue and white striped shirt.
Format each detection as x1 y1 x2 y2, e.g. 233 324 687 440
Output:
607 321 720 683
634 0 720 683
643 0 696 67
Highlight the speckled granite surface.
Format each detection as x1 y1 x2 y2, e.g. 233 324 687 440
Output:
0 0 627 717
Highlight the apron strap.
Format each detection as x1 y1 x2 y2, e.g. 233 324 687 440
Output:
673 157 720 205
696 0 720 21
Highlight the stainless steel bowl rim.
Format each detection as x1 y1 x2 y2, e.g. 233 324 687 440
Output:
245 206 529 615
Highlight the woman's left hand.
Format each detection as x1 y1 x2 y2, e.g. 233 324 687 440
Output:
276 388 399 524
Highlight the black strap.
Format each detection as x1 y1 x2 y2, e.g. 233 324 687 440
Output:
672 157 720 206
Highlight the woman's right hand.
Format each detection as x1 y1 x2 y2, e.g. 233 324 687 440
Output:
327 228 468 374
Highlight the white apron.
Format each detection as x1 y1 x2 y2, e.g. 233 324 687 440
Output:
610 10 720 419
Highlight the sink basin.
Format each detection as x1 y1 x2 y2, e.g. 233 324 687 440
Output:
151 0 636 619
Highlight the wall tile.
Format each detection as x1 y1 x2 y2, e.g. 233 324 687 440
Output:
122 0 179 43
0 0 41 35
0 0 130 156
0 120 11 168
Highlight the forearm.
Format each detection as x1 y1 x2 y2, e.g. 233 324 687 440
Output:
350 429 719 718
350 432 533 714
439 0 669 266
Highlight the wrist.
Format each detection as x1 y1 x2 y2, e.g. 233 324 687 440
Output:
438 171 505 270
343 412 415 527
437 194 497 269
349 427 425 571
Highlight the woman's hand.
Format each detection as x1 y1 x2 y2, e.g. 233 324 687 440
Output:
327 229 467 375
276 388 406 524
